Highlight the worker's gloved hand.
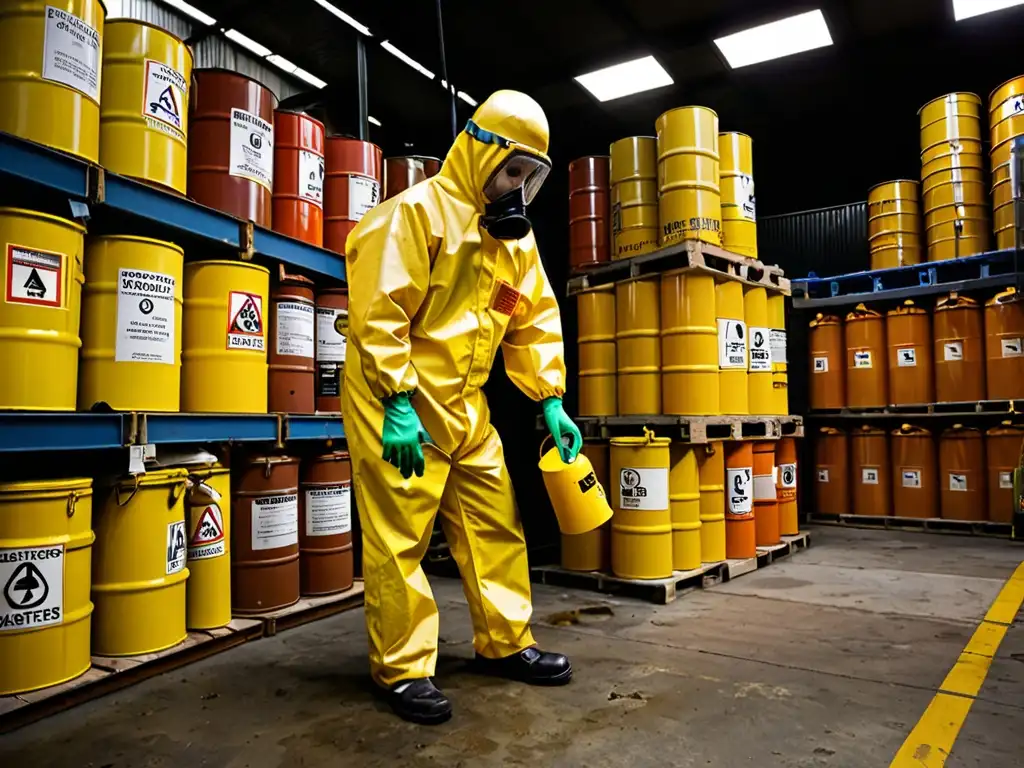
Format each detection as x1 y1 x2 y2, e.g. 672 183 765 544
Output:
381 392 431 479
542 397 582 464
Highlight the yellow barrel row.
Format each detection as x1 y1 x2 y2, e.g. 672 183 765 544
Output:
656 106 722 248
867 180 921 269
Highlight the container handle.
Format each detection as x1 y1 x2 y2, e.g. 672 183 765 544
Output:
643 426 656 445
539 433 576 464
264 458 274 479
115 476 141 507
66 491 78 518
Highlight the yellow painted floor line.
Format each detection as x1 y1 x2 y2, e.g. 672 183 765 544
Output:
890 561 1024 767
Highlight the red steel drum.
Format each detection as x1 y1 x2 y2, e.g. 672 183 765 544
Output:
272 110 325 246
324 137 383 255
569 156 611 272
384 155 441 200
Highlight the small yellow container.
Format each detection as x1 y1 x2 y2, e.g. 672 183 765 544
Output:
768 292 788 415
610 136 659 259
610 431 673 580
539 438 613 536
185 465 231 630
669 444 701 571
744 286 774 415
577 285 617 417
616 277 661 415
560 443 611 572
656 106 722 247
716 280 749 414
698 445 726 563
660 270 719 415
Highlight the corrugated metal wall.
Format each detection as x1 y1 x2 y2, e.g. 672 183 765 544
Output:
758 201 868 279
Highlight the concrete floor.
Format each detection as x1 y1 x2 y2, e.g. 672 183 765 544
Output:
2 526 1023 767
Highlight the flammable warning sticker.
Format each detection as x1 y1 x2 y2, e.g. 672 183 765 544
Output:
5 244 63 308
226 291 265 351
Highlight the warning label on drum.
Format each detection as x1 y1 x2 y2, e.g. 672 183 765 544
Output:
949 473 968 492
317 363 341 398
166 520 186 575
348 176 381 221
0 545 64 632
944 341 964 361
305 483 352 537
116 268 176 363
252 495 298 551
770 329 787 365
42 6 100 102
299 150 325 206
275 301 315 358
897 347 917 367
726 467 753 516
817 468 830 483
718 319 747 369
142 59 187 135
188 505 225 561
227 291 265 351
779 463 797 488
902 470 922 488
1002 338 1022 358
813 356 829 373
1000 471 1014 489
229 108 274 190
738 175 756 221
618 467 668 511
854 351 873 368
5 244 63 308
862 467 879 485
748 327 772 371
316 307 347 362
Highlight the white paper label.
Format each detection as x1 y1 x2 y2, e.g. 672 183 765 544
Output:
316 306 348 363
817 468 830 483
305 484 352 537
944 341 964 361
618 467 669 510
0 544 64 632
227 291 265 351
166 520 186 575
753 473 776 500
1000 471 1014 490
862 467 879 485
949 473 968 492
896 347 917 367
5 244 63 308
902 470 922 488
42 6 100 102
738 175 756 221
115 268 176 364
229 108 274 190
348 176 381 221
251 495 299 551
718 318 747 369
770 329 787 365
813 356 829 373
275 301 315 358
298 149 325 206
188 505 226 561
726 468 753 515
854 351 873 369
142 59 187 136
779 463 797 488
1001 338 1022 358
749 327 772 371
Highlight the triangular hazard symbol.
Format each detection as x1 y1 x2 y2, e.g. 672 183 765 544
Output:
230 295 262 334
150 85 179 121
190 506 224 545
24 268 46 298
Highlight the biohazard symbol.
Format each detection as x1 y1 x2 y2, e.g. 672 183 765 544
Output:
23 268 46 298
150 84 180 124
230 294 263 335
4 562 48 610
190 506 224 545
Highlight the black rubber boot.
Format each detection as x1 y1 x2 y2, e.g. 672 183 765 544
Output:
382 678 452 725
472 647 573 686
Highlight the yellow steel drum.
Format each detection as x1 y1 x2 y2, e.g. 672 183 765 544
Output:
926 221 991 261
609 137 658 259
185 465 231 630
989 75 1024 150
919 92 983 154
718 132 756 256
867 180 920 239
0 0 106 162
0 207 85 411
92 468 189 656
0 478 93 695
610 432 672 580
669 443 701 571
660 270 718 415
79 235 183 412
768 292 788 415
100 20 193 195
697 444 726 563
577 285 616 416
656 106 721 247
561 442 610 572
991 138 1023 171
615 277 661 415
922 178 987 210
994 203 1015 250
871 246 922 270
716 280 748 414
870 231 922 251
182 260 270 413
922 140 985 171
744 286 774 415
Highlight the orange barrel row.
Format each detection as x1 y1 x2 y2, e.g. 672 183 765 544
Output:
808 288 1024 410
813 425 1022 522
610 137 659 259
656 106 722 248
918 92 990 261
867 180 921 270
384 156 441 200
569 156 611 271
990 76 1024 249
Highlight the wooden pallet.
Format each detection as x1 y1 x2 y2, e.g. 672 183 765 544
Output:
756 532 812 566
811 514 1012 537
808 401 1024 419
251 581 365 636
570 415 805 444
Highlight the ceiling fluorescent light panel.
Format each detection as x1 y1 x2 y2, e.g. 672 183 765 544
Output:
457 91 477 107
952 0 1024 20
714 9 833 69
381 40 435 79
312 0 371 35
223 29 272 58
159 0 216 26
368 116 382 127
574 55 673 102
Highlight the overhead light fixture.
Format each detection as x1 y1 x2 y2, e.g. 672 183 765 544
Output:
457 91 477 107
952 0 1024 20
158 0 216 26
223 29 272 58
266 54 297 74
293 67 327 89
714 9 833 69
574 55 673 102
368 116 382 127
381 40 435 80
312 0 371 35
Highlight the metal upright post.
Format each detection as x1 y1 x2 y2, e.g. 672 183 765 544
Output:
435 0 458 139
356 36 369 141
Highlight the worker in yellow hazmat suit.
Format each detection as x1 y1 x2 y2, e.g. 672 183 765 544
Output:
342 90 583 725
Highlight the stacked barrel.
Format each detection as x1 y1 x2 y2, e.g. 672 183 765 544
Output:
610 137 659 259
867 181 922 269
656 107 722 248
569 156 612 272
383 156 441 200
989 77 1024 250
719 132 757 257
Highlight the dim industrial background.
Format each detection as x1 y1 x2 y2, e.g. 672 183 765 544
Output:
119 0 1024 557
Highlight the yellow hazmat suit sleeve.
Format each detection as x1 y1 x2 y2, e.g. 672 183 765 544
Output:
345 201 435 400
502 241 567 401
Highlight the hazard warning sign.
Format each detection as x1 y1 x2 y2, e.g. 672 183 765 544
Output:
5 244 63 308
0 544 64 632
227 291 265 351
188 505 226 561
166 520 186 575
142 59 187 136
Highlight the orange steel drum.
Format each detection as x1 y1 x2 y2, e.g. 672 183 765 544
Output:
985 288 1024 400
985 423 1024 523
809 314 845 409
938 426 987 521
934 293 986 402
299 451 354 596
724 442 755 559
315 288 347 413
814 427 849 516
561 442 611 572
232 455 300 613
753 442 780 547
919 92 983 154
569 156 611 271
891 425 938 519
851 426 892 517
776 437 799 535
324 137 383 255
272 110 325 246
886 300 934 406
845 304 887 408
384 155 440 200
188 70 277 226
269 277 315 414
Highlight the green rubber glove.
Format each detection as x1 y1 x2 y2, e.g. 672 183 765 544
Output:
542 397 582 464
381 392 431 479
